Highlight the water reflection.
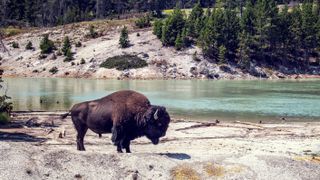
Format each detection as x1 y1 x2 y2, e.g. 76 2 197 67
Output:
3 78 320 122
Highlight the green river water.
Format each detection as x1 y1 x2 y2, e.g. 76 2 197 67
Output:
3 78 320 122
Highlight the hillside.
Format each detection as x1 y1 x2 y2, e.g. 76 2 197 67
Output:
1 19 319 80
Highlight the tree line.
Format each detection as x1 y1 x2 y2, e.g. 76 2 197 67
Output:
0 0 302 27
0 0 214 27
154 0 320 69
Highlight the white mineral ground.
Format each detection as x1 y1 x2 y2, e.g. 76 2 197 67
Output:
0 112 319 179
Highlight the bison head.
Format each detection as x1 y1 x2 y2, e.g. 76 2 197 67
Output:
143 106 170 145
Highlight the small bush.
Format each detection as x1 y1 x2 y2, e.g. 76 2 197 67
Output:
135 15 151 28
80 58 86 64
119 26 130 48
64 49 73 62
56 50 62 56
62 36 71 56
75 41 82 47
49 67 58 74
0 112 10 125
25 41 34 50
88 25 98 39
100 55 147 70
40 34 55 54
71 62 75 66
12 42 19 48
136 33 140 37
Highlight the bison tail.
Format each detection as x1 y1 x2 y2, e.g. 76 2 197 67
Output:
60 112 70 120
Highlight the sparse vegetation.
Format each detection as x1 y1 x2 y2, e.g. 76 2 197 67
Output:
25 41 34 50
80 58 86 64
171 165 200 180
119 26 130 48
62 36 71 56
88 25 98 39
0 69 12 125
40 34 55 54
64 49 73 62
12 42 19 48
49 66 58 74
135 15 151 28
100 55 147 70
75 41 82 47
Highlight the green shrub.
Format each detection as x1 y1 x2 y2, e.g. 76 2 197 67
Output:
80 58 86 64
64 49 73 62
153 19 163 39
62 36 71 56
119 26 130 48
88 25 98 39
75 41 82 47
12 42 19 48
135 15 151 28
40 34 55 54
25 41 34 50
100 55 147 70
0 112 10 125
49 67 58 74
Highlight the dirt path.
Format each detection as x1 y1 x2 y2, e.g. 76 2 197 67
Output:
0 112 320 179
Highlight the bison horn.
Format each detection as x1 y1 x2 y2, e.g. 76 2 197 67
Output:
154 109 159 120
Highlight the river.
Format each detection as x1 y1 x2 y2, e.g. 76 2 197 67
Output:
3 78 320 122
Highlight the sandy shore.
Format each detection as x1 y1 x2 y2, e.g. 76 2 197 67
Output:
0 112 320 180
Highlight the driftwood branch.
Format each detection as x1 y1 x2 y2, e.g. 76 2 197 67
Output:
176 122 217 131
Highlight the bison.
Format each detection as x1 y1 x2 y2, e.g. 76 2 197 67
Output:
61 90 171 153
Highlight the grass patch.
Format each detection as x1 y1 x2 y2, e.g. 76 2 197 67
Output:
0 112 10 125
100 55 147 71
1 27 26 37
171 165 200 180
204 163 225 177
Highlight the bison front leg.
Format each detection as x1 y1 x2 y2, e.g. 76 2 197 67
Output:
112 126 124 153
122 139 131 153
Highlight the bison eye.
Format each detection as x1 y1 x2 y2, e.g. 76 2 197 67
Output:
158 123 162 127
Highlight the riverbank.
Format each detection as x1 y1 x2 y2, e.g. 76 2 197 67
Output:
0 112 319 179
1 20 319 80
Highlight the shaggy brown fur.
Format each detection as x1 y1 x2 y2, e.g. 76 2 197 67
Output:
62 90 170 153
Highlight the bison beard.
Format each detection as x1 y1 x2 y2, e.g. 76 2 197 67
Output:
62 90 170 153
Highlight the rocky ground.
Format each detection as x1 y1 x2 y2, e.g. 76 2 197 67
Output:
0 112 319 179
1 19 319 80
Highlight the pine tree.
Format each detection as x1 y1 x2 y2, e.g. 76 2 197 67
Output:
40 34 55 54
161 8 185 46
277 4 291 62
175 33 183 50
153 19 163 39
218 45 227 64
62 36 72 56
288 6 303 60
222 4 240 61
188 2 204 38
238 0 255 68
119 26 130 48
301 2 318 63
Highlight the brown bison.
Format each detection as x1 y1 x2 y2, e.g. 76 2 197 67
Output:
61 90 170 153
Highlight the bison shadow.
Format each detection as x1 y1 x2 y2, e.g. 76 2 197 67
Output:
159 153 191 160
0 132 47 142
